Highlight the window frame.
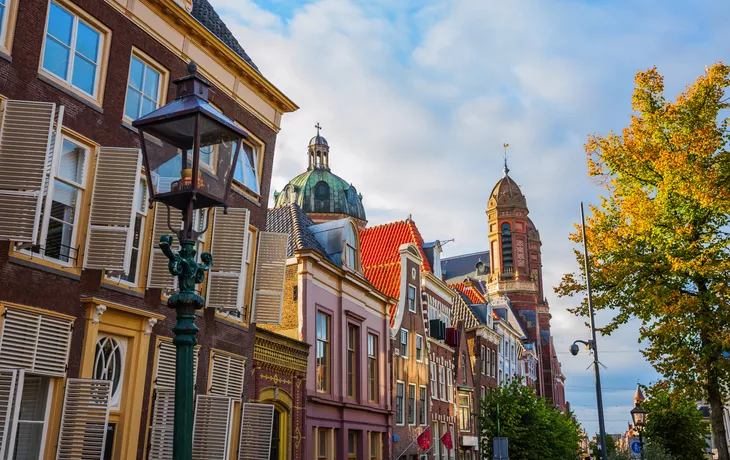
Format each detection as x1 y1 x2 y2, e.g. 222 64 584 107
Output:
459 394 471 431
446 368 453 403
481 345 486 375
430 362 437 398
438 366 445 401
347 323 358 399
0 0 18 55
93 334 127 409
400 328 408 359
3 370 55 460
407 383 416 426
39 0 111 104
367 333 378 403
407 284 416 312
418 385 427 426
122 48 169 124
343 222 361 272
395 381 405 426
315 311 331 393
415 334 423 362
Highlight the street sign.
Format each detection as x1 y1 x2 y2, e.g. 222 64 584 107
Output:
631 441 641 454
493 437 509 459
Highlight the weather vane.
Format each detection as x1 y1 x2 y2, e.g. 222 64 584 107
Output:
503 143 510 175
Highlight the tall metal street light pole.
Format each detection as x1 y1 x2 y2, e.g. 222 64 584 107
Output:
569 203 608 460
133 61 248 459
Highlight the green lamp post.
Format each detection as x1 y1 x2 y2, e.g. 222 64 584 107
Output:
133 61 248 459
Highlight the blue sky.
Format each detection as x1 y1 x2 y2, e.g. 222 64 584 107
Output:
210 0 729 437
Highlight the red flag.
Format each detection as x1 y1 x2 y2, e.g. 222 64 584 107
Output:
440 431 453 450
417 427 431 451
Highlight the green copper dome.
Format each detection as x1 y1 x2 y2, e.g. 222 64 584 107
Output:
273 127 366 224
273 169 367 223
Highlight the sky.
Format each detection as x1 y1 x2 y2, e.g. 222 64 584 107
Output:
210 0 729 437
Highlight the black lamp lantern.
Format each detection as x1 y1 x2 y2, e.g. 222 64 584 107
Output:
630 404 647 428
133 61 247 239
131 61 249 460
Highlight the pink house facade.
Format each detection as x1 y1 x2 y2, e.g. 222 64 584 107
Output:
266 204 394 460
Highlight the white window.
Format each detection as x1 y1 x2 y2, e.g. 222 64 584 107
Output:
124 54 162 121
481 345 486 374
344 222 360 271
1 371 54 459
107 177 147 286
430 362 436 397
407 284 416 312
395 381 404 425
42 1 103 97
446 369 453 403
438 366 445 400
408 383 416 425
30 136 89 264
233 140 260 195
415 334 423 362
432 422 440 460
419 385 427 425
0 0 9 46
93 335 126 409
400 328 408 359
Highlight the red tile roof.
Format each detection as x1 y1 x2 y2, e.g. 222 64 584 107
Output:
450 281 487 304
360 219 432 328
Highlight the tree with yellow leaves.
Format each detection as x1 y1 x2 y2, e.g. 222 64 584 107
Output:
556 63 730 460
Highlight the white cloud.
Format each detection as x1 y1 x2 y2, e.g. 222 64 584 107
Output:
211 0 729 435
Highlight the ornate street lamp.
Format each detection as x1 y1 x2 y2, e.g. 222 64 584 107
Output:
132 61 248 459
630 403 647 460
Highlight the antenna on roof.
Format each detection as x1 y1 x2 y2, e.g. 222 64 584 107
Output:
503 143 510 175
440 238 455 246
406 214 412 222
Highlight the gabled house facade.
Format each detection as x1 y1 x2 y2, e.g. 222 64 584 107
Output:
266 203 393 460
0 0 297 459
452 321 478 459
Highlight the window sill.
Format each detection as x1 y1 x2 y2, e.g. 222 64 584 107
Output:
8 255 81 281
100 280 145 298
0 48 10 63
231 184 261 206
37 73 103 114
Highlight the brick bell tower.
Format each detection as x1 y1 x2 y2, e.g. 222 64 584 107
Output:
486 155 556 401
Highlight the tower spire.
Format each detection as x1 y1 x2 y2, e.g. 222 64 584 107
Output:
503 143 510 176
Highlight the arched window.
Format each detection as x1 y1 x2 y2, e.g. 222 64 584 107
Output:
94 336 126 408
344 223 361 271
314 181 330 212
501 223 513 270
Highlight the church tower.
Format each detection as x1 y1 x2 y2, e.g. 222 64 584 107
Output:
486 158 557 402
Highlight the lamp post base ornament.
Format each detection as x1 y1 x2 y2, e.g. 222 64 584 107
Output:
160 235 212 460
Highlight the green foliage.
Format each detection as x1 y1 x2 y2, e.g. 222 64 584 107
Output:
642 384 709 460
556 63 730 459
478 381 582 460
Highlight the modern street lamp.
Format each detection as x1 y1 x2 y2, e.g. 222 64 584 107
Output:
630 403 647 460
568 203 609 460
132 61 248 459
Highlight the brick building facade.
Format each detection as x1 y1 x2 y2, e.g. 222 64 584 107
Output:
0 0 296 458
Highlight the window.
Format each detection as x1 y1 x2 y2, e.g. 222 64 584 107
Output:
94 335 126 408
42 1 105 98
369 432 380 460
31 136 89 264
430 362 437 397
395 381 404 425
492 350 496 377
0 0 16 53
400 328 408 358
461 353 467 382
481 385 486 399
415 334 423 362
419 386 427 425
348 431 357 460
344 223 361 271
440 422 448 459
408 384 416 425
316 312 330 393
124 53 163 121
432 422 440 460
233 140 260 195
501 223 512 269
446 369 453 402
317 428 328 460
438 366 445 400
407 284 416 312
106 177 147 285
481 345 486 375
368 334 378 402
313 181 330 212
459 394 471 431
347 324 357 399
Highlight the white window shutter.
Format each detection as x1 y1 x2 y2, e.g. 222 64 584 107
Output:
56 379 111 460
153 340 198 390
0 369 18 460
0 100 58 244
238 403 274 460
148 205 182 290
251 232 289 324
192 395 234 460
0 306 73 376
148 389 174 460
84 147 141 273
209 352 245 399
206 208 249 312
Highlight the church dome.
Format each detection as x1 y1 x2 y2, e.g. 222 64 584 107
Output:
273 126 367 225
489 160 527 209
